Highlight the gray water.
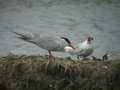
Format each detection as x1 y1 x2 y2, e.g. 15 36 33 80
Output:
0 0 120 59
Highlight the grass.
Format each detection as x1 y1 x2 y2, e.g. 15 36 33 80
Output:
0 53 120 90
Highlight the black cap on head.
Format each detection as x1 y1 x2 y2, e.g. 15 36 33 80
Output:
61 37 71 44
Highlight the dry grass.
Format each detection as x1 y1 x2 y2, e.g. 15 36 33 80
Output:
0 54 120 90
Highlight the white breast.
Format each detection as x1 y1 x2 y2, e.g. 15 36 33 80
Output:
65 40 93 57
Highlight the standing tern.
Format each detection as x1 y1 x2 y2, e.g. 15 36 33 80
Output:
13 32 75 58
64 37 94 60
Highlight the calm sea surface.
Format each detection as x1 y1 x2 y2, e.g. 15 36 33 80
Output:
0 0 120 59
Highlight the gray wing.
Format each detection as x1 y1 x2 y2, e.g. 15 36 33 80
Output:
13 32 41 43
69 43 86 55
13 32 68 51
75 43 93 56
34 36 68 51
70 47 84 55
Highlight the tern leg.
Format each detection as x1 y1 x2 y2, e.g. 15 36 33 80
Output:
48 50 54 59
45 51 54 70
45 51 54 71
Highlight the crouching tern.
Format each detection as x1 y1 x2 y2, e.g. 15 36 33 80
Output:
13 32 75 58
64 37 94 60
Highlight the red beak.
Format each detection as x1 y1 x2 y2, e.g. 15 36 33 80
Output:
69 44 75 49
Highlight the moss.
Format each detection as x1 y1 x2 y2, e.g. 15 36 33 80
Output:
0 54 120 90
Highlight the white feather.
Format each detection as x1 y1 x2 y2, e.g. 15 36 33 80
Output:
65 39 94 57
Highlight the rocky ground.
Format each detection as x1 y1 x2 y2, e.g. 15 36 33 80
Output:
0 54 120 90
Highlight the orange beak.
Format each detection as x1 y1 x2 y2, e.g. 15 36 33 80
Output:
69 44 75 49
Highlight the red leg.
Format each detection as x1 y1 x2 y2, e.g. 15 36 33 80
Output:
48 50 54 59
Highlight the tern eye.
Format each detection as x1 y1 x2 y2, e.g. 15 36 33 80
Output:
91 37 94 40
88 37 94 40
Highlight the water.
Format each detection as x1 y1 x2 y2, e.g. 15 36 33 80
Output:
0 0 120 59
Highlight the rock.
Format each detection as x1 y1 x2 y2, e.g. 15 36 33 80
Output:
102 54 109 61
0 54 120 90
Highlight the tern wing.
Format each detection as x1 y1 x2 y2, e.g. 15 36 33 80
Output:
13 32 40 43
34 36 68 51
13 32 68 51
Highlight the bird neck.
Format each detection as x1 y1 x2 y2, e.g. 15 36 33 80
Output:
87 39 91 44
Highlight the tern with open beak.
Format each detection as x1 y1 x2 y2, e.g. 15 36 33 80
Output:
64 37 94 60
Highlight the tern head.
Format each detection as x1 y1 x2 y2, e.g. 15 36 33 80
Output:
87 37 94 43
61 37 75 49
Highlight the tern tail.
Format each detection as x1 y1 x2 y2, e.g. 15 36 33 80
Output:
13 31 32 41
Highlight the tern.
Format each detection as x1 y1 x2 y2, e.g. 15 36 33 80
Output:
13 32 75 58
64 37 94 60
